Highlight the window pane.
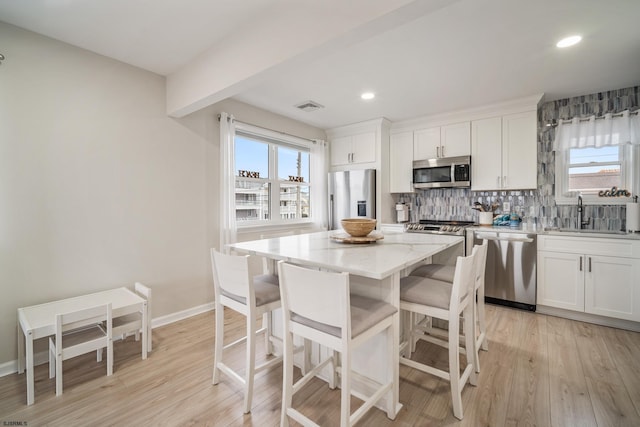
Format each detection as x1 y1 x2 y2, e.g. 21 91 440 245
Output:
279 184 309 219
569 146 619 165
235 181 269 221
568 165 621 193
278 146 309 183
235 136 268 178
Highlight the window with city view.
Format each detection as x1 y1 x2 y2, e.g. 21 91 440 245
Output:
235 130 311 224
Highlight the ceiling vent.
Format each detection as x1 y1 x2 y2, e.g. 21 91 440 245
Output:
294 100 324 112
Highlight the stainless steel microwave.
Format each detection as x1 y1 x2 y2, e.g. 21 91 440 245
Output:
413 155 471 189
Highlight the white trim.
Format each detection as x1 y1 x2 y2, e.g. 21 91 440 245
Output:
0 359 19 378
326 117 390 139
390 94 543 133
150 302 214 329
537 305 640 332
2 302 215 378
236 121 314 149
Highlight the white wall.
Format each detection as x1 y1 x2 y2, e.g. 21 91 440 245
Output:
0 22 325 367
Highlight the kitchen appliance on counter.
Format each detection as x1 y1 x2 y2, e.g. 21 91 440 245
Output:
328 169 376 230
469 229 537 311
396 203 410 223
412 156 471 189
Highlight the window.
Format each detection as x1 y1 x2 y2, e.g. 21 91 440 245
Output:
567 146 623 194
554 113 639 205
234 127 312 225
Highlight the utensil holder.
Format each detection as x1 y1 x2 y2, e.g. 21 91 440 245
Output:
479 212 494 225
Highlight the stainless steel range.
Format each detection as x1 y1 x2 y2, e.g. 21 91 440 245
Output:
404 219 475 236
404 219 475 255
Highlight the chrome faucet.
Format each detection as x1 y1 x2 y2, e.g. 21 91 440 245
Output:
577 195 591 229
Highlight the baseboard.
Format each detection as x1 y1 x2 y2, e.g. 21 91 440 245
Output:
2 302 215 378
0 360 18 378
537 305 640 332
151 302 214 329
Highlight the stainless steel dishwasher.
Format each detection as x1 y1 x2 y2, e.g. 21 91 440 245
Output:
467 229 537 311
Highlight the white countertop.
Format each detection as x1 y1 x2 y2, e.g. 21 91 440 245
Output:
469 224 640 240
228 230 464 280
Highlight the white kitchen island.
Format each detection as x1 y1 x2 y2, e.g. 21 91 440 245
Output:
228 230 464 418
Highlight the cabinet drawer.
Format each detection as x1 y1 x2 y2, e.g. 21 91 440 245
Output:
538 235 640 258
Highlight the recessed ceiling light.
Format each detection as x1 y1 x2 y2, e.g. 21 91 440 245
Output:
361 92 375 100
556 35 582 48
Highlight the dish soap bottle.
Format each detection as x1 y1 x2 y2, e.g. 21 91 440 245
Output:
509 210 519 227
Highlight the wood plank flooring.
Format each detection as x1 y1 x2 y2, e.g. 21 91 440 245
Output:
1 304 640 426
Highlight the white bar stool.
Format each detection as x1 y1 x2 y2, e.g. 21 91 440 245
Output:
210 249 283 414
278 260 397 426
399 252 478 420
408 239 489 371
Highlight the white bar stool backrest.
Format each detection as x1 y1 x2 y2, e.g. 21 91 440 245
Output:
212 250 254 303
278 262 349 336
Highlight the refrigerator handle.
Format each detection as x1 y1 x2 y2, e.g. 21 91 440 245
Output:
329 194 334 230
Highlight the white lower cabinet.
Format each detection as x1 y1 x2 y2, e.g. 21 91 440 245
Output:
586 255 639 320
537 235 640 322
537 250 584 312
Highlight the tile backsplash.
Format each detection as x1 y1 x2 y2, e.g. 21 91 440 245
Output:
394 86 639 231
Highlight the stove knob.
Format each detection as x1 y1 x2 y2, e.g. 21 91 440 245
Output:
442 226 449 232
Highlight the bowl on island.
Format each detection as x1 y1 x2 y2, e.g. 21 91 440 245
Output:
341 218 377 237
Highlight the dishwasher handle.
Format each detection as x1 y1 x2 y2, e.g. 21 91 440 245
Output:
475 233 535 243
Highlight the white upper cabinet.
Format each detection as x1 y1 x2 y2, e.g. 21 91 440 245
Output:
413 127 440 160
471 117 502 190
502 111 537 190
440 122 471 158
330 131 376 166
471 110 537 191
414 122 470 161
389 131 414 193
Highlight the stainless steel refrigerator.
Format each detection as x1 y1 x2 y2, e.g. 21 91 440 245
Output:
328 169 376 230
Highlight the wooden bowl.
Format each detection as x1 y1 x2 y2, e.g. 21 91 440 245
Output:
341 218 377 237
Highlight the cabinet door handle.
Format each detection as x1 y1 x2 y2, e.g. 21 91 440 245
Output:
503 176 507 188
579 256 582 271
436 146 440 158
588 257 592 273
497 176 501 187
441 146 445 157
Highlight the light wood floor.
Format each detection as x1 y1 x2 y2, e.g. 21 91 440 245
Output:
2 304 640 426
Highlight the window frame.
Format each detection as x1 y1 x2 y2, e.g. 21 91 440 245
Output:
234 123 314 228
555 143 637 205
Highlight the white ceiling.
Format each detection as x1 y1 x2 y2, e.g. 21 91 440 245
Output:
1 0 639 129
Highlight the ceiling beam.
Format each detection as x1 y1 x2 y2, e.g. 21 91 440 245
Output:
166 0 458 117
